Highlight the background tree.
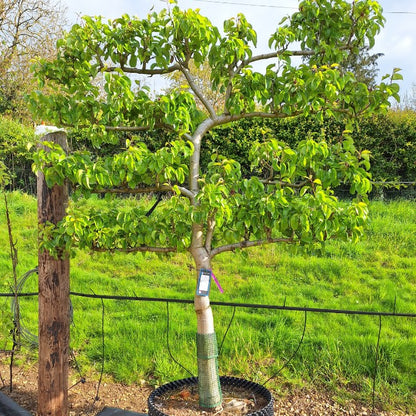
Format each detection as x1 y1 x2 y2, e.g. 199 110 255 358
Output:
30 0 400 410
401 83 416 110
340 45 383 88
0 0 66 119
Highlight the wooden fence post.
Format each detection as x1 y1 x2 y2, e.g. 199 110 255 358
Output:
37 130 69 416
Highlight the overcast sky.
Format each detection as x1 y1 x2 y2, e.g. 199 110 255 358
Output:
61 0 416 99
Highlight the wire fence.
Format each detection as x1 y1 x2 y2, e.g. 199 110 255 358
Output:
0 283 415 413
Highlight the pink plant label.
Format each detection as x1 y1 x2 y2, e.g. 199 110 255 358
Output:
210 270 224 293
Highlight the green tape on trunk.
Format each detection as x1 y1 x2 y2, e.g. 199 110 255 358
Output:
196 332 218 359
196 332 222 408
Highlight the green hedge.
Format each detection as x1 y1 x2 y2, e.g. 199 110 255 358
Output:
204 111 416 186
0 116 35 193
357 111 416 183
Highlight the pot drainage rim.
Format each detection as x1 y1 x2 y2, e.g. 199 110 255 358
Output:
148 376 274 416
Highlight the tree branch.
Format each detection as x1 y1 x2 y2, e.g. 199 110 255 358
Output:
261 180 308 189
211 237 294 258
104 125 153 132
92 185 173 194
58 122 178 134
244 45 353 68
205 210 217 252
91 245 177 254
104 123 173 132
245 49 315 67
102 63 181 76
217 110 303 125
189 118 221 193
177 186 196 202
180 63 217 119
224 65 237 115
91 184 195 201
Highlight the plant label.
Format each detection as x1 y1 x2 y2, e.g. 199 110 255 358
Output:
196 269 211 296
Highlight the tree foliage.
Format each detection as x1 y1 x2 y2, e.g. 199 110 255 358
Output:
29 0 401 409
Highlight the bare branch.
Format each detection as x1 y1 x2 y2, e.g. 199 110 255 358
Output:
177 186 196 202
244 45 353 69
211 237 294 258
244 49 316 67
180 64 217 119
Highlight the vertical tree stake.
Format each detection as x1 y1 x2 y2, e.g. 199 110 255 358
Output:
37 130 69 416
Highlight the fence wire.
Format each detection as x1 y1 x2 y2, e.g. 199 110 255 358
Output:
0 289 415 413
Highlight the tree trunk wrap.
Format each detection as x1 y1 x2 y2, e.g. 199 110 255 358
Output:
196 332 222 408
194 288 222 409
191 233 222 409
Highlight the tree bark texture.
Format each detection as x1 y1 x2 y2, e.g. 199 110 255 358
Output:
37 131 70 416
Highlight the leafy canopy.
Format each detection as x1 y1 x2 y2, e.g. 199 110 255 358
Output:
30 0 401 258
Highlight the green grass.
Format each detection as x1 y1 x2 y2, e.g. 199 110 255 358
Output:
0 192 415 411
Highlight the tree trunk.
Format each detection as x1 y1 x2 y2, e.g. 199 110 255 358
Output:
192 246 222 410
37 131 70 416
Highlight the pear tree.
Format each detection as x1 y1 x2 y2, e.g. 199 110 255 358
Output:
30 0 400 410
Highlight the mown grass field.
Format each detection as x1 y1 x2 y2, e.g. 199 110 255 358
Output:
0 191 415 411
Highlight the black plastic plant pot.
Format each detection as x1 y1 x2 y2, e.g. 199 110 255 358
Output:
148 376 274 416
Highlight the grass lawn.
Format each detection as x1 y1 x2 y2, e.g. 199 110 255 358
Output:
0 191 415 411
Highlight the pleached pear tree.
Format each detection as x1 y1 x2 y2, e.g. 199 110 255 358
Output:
30 0 400 410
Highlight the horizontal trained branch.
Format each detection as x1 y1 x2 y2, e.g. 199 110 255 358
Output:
218 110 303 124
210 237 294 258
91 185 173 194
91 245 177 254
102 63 181 75
104 123 175 132
261 180 308 188
244 49 316 66
91 185 195 200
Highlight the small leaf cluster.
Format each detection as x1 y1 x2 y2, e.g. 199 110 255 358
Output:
33 139 193 192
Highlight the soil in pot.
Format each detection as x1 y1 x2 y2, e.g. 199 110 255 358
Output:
149 377 273 416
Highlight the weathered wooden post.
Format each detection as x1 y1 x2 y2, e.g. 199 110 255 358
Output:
36 128 70 416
